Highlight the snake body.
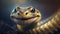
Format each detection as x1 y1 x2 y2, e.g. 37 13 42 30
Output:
10 7 60 34
26 9 60 34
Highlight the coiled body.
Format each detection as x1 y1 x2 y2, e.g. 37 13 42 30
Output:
26 9 60 34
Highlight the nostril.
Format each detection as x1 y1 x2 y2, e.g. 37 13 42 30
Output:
25 13 28 15
17 13 20 15
37 15 40 17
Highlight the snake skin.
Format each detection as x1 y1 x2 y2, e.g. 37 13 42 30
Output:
25 9 60 34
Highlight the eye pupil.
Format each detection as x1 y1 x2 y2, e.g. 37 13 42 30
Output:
18 13 20 15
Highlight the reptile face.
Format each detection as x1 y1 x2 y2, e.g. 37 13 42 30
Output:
10 6 60 33
10 6 41 26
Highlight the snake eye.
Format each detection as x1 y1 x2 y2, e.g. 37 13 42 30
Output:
31 8 35 13
12 9 17 13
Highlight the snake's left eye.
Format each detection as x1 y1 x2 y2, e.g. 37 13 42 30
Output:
31 8 35 13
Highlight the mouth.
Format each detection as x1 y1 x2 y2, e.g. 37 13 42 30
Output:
11 16 39 21
11 16 40 25
16 17 36 20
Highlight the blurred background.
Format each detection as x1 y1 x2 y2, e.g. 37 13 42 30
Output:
0 0 60 28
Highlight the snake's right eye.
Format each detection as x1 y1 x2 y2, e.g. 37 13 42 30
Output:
14 9 17 13
12 7 20 13
12 9 17 13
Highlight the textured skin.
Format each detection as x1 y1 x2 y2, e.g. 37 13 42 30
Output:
10 6 41 31
10 7 60 34
25 9 60 34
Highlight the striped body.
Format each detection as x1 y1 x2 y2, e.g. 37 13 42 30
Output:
26 10 60 34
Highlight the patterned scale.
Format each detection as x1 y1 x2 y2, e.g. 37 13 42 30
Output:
26 9 60 34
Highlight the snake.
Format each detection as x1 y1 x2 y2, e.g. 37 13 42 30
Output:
10 6 60 34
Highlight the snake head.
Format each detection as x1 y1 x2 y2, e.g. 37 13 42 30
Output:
10 6 42 27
